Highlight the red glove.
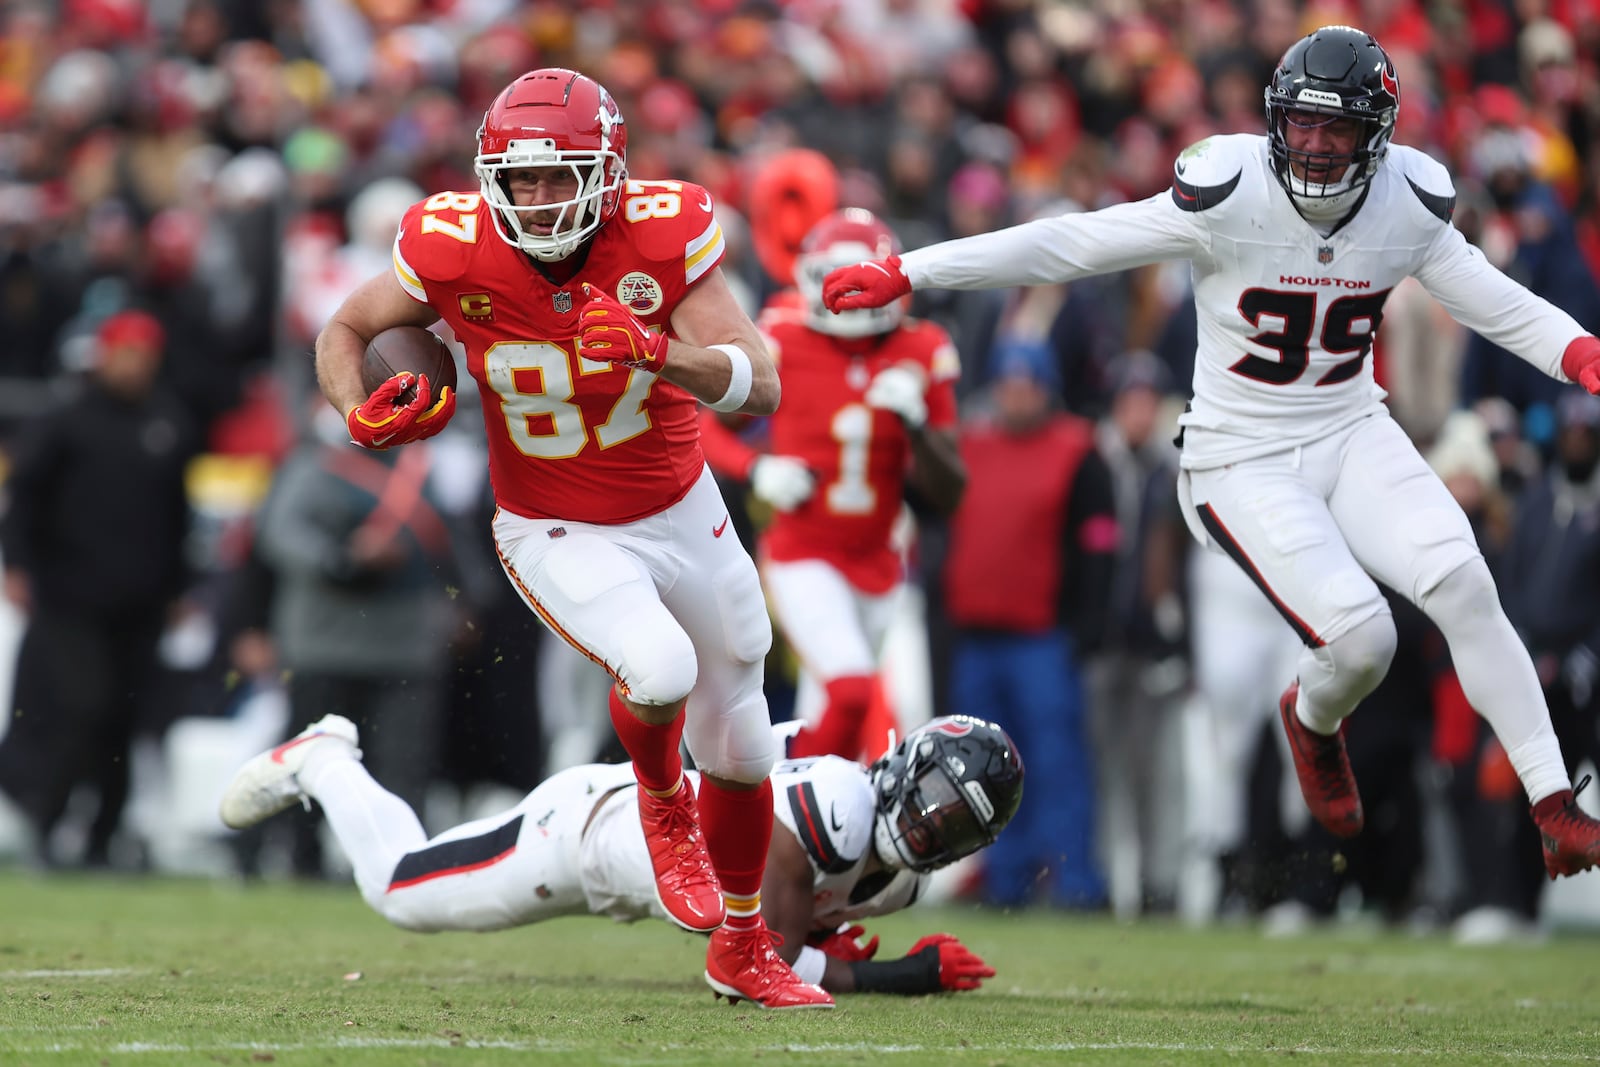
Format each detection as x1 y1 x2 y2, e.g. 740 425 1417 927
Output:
821 254 911 313
577 283 668 373
909 933 994 992
346 372 455 450
806 923 880 962
1562 336 1600 395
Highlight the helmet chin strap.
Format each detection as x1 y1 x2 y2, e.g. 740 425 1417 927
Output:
1287 180 1368 235
1290 181 1363 216
512 201 591 261
871 814 908 871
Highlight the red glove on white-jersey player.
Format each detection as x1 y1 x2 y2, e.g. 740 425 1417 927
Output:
908 933 995 992
822 254 911 313
807 923 880 963
1562 337 1600 395
578 283 669 373
346 372 454 450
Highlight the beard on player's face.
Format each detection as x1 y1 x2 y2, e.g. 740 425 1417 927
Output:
501 166 592 234
1291 157 1352 184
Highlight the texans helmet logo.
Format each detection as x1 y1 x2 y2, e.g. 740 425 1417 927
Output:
1380 61 1400 105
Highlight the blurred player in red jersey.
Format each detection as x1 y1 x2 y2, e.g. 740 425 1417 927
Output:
312 69 831 1009
701 209 966 761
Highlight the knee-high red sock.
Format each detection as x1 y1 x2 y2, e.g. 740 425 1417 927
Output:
697 776 773 929
609 689 684 794
787 675 875 759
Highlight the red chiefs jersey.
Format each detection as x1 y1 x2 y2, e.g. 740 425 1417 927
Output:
756 308 959 593
392 181 726 524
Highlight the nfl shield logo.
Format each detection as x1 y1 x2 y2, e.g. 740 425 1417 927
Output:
553 290 573 313
1317 245 1334 266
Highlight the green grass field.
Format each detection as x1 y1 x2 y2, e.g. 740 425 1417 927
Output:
1 872 1597 1066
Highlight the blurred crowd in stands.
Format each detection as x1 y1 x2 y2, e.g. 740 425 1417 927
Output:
1 0 1599 943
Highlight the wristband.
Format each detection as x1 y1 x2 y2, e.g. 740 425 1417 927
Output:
847 948 941 995
793 945 827 986
706 343 753 413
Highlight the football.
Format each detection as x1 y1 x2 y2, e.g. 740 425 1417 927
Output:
361 326 458 404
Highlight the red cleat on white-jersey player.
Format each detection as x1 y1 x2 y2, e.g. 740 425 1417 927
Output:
821 26 1600 882
218 716 1024 1006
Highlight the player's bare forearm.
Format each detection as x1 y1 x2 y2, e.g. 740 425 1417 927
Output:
906 425 966 514
316 271 440 414
761 837 815 968
314 320 374 415
820 955 860 994
665 267 779 414
659 338 780 415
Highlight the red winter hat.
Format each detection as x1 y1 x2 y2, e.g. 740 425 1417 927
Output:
97 310 166 353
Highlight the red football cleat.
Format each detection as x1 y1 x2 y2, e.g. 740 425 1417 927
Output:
1278 681 1364 838
705 919 835 1009
1531 777 1600 880
638 780 726 933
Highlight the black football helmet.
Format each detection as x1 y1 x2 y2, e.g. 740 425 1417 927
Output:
1264 25 1399 205
869 716 1024 873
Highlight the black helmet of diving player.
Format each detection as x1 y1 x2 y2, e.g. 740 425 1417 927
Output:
1264 25 1399 208
869 715 1024 873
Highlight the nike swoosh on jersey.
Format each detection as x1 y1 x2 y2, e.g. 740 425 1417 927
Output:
270 734 321 764
788 781 851 873
829 805 845 832
713 514 730 538
700 193 713 213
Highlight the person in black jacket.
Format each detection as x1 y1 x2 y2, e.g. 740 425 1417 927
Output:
0 310 202 867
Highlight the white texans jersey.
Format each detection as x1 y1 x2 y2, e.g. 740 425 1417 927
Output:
578 755 925 929
901 134 1587 470
769 755 927 931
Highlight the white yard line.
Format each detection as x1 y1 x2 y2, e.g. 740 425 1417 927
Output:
3 1037 1596 1062
0 968 146 979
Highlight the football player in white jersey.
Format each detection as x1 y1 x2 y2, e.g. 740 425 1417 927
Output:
822 25 1600 880
218 714 1023 1000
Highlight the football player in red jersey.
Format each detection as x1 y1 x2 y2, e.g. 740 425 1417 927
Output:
701 209 966 762
313 69 831 1009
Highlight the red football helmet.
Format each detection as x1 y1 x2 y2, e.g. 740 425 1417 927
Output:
474 68 628 262
793 208 905 337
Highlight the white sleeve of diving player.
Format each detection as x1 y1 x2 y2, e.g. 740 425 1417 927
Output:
1413 223 1586 381
901 194 1206 292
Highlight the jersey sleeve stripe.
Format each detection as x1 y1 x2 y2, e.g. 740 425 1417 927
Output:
1171 169 1242 213
387 813 523 891
1405 177 1455 223
393 241 428 302
684 219 725 285
786 782 851 874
